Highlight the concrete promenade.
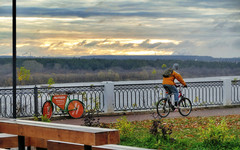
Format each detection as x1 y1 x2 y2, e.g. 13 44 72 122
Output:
52 106 240 125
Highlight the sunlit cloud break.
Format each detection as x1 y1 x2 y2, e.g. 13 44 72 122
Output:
37 39 178 57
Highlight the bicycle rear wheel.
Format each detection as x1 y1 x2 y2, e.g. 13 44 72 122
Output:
42 101 53 119
178 98 192 116
67 100 85 119
156 98 170 118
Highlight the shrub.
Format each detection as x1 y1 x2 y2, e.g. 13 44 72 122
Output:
34 115 51 122
150 119 173 140
198 119 235 146
83 109 100 127
115 116 134 138
41 115 51 122
149 119 176 149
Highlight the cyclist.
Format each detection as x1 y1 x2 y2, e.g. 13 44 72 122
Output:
162 63 187 108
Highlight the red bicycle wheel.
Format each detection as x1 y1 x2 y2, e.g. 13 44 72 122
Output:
67 100 84 119
42 101 53 119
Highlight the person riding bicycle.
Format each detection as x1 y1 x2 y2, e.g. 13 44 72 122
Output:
162 63 187 107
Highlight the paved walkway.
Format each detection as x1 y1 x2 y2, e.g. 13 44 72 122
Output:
52 106 240 125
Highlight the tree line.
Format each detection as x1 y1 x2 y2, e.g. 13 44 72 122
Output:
1 57 239 71
0 57 239 86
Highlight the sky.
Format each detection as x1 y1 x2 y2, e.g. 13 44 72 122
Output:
0 0 240 58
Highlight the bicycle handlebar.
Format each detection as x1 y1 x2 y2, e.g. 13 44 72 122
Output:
175 84 187 88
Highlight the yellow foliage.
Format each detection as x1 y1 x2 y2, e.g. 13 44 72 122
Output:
17 67 31 84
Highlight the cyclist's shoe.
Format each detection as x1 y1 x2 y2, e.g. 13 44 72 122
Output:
175 102 180 108
174 102 180 111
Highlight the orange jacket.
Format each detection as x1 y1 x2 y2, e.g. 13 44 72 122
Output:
162 70 186 86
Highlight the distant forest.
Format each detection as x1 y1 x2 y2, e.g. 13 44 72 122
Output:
0 57 240 86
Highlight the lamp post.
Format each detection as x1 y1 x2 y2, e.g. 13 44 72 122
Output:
12 0 17 119
12 1 26 149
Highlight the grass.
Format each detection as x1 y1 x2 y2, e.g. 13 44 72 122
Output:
103 115 240 150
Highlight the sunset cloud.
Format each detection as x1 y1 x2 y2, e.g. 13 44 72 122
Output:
0 0 239 57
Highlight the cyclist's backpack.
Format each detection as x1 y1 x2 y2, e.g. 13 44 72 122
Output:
162 68 173 77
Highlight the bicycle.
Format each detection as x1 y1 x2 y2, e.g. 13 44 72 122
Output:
156 85 192 118
42 91 85 119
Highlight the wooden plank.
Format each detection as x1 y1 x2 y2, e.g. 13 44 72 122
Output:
107 131 120 144
96 144 154 150
47 140 115 150
47 141 153 150
0 134 18 148
29 137 47 148
47 140 85 150
0 134 48 148
0 119 119 146
0 134 32 148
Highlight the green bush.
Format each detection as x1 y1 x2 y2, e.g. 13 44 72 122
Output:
198 119 235 146
115 116 134 138
41 115 51 122
33 115 51 122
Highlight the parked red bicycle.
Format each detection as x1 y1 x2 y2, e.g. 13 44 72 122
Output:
42 91 85 119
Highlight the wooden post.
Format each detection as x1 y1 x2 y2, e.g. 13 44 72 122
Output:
84 145 92 150
18 136 25 150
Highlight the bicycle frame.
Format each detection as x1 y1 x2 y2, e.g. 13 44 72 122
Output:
178 86 184 99
157 85 192 118
51 94 75 112
166 85 184 103
42 92 85 119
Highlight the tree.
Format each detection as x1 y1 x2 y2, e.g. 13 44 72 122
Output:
47 78 55 88
162 64 167 68
17 67 31 85
152 69 157 75
22 60 43 73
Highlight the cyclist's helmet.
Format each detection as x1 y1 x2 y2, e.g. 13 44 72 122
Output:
172 63 179 70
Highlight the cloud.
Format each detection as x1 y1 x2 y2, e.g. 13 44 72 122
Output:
1 0 221 19
229 24 240 33
138 39 161 49
232 39 240 49
0 0 240 58
74 39 164 50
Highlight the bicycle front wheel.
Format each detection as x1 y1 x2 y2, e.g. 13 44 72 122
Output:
42 101 53 119
156 98 170 118
178 98 192 116
67 100 85 119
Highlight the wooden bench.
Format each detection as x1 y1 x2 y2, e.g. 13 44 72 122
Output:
0 134 152 150
0 133 23 148
0 119 119 150
47 140 154 150
0 133 47 148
